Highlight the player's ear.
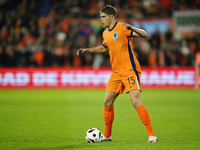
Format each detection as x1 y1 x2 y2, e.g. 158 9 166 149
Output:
110 14 115 19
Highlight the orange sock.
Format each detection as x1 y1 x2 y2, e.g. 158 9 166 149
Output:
104 105 114 138
136 105 155 137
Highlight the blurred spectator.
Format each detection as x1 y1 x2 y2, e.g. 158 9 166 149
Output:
147 49 157 67
148 29 161 50
0 0 199 68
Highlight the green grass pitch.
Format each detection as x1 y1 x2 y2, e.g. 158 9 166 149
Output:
0 89 200 150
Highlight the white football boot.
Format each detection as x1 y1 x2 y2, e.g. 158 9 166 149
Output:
101 135 112 141
148 136 158 143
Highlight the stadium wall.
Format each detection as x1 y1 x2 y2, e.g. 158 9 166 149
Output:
0 67 199 89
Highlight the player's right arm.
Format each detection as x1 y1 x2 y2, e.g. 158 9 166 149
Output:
77 45 108 55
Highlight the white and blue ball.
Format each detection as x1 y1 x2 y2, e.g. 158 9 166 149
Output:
85 128 102 143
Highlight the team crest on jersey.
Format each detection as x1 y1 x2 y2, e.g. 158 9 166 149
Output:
113 32 118 42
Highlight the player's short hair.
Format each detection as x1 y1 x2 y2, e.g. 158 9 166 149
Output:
100 5 117 18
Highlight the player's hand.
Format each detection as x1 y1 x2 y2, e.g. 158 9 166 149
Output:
122 23 133 30
77 48 87 55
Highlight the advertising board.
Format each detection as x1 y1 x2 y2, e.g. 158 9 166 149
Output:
0 67 198 89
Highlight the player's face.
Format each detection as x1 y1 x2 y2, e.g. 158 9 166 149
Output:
100 12 112 28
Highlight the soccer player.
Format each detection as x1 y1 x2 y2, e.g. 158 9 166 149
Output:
77 5 158 143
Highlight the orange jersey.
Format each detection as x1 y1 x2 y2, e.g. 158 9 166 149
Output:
102 22 141 80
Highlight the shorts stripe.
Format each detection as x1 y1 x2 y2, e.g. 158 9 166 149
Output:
135 74 140 90
128 40 140 85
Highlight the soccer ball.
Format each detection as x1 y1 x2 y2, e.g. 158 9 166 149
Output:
85 128 102 143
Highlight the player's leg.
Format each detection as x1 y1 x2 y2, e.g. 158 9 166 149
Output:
104 90 119 107
102 72 124 141
102 90 119 141
129 90 158 142
129 89 142 109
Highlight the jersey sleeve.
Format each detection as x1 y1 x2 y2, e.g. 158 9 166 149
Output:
121 23 134 37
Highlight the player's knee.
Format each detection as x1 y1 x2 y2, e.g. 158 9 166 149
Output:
104 91 118 107
104 99 113 107
129 90 142 109
131 98 142 109
131 95 142 109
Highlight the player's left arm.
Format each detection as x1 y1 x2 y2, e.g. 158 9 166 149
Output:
123 23 148 38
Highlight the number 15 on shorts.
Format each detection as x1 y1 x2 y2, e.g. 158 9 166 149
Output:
127 76 135 88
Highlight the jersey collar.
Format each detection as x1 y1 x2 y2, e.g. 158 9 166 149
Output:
109 21 118 32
